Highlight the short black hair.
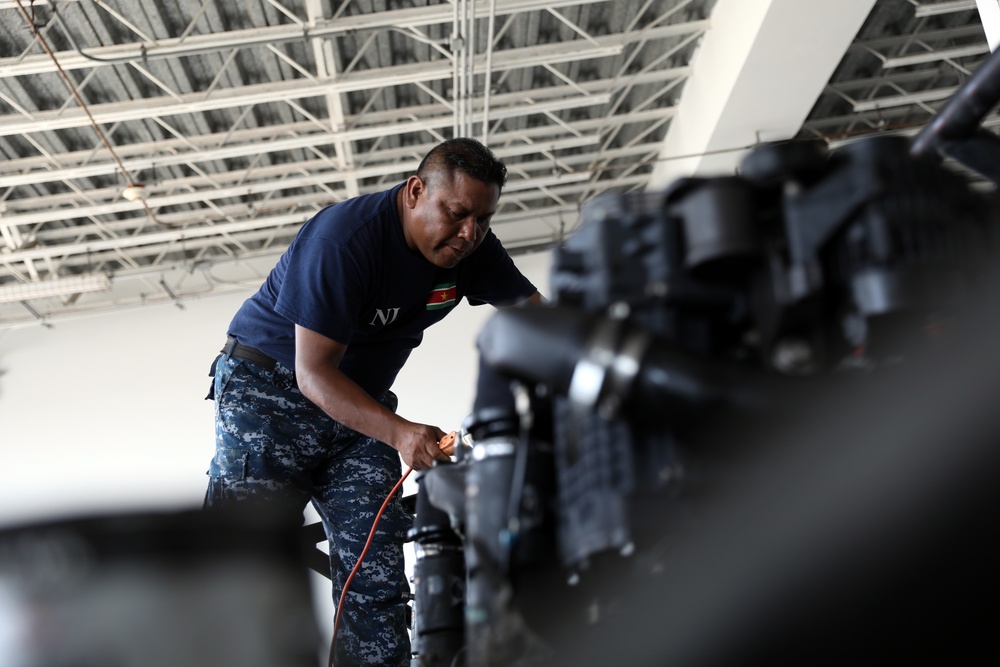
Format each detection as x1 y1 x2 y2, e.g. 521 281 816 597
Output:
417 137 508 191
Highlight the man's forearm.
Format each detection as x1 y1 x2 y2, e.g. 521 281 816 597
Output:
293 324 449 469
296 362 407 447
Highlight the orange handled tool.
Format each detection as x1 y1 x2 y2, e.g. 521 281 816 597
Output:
438 430 458 457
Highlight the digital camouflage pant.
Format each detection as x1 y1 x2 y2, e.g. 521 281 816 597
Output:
204 352 411 667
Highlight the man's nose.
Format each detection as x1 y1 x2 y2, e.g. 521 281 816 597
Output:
456 216 477 242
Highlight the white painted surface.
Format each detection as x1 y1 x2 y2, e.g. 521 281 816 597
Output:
978 0 1000 51
0 250 551 525
650 0 877 186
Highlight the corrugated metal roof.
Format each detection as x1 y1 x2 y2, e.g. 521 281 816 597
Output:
0 0 992 326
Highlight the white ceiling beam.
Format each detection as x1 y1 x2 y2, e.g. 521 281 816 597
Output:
0 93 613 189
0 66 685 186
0 0 80 6
0 135 602 228
19 184 580 254
855 24 985 50
39 134 661 214
827 68 974 92
0 0 611 78
649 0 877 187
1 114 671 218
913 0 976 17
36 172 592 237
1 181 590 265
0 203 586 305
0 273 111 304
1 161 652 266
305 0 359 198
883 43 990 67
6 125 664 223
0 175 642 273
6 213 322 263
0 129 592 214
852 87 955 111
0 38 631 138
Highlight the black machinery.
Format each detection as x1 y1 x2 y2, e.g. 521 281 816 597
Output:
407 45 1000 667
0 507 320 667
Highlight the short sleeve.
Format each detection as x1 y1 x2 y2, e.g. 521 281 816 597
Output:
463 230 537 306
273 232 369 344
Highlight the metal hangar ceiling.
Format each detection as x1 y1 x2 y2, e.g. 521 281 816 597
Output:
0 0 994 328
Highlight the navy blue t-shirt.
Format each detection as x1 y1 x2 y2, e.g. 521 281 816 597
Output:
227 183 536 398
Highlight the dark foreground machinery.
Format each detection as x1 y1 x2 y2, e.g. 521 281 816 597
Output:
0 507 320 667
408 46 1000 667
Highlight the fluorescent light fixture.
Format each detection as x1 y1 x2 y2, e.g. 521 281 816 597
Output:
913 0 975 18
122 183 148 201
853 88 955 112
884 44 990 69
0 274 111 304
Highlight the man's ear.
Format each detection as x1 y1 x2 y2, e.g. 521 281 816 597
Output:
403 175 424 209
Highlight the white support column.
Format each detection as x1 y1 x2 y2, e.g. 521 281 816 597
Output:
977 0 1000 51
648 0 876 188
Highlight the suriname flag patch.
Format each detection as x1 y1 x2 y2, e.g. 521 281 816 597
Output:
426 282 457 310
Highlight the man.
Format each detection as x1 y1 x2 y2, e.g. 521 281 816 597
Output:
204 137 541 666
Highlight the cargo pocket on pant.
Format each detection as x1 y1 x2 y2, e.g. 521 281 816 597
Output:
203 449 249 508
205 354 222 401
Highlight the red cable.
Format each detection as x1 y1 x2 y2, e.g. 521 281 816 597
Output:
327 433 455 666
328 466 412 667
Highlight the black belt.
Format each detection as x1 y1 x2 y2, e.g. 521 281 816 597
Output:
221 336 277 371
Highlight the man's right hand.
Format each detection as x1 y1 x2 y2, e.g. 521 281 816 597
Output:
395 421 450 470
294 326 452 471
